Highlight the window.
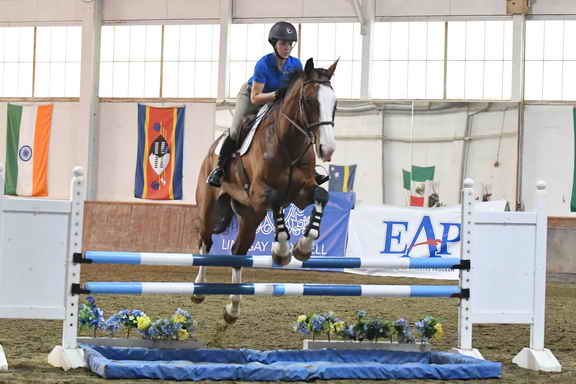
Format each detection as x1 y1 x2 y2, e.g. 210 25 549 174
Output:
35 26 82 97
525 20 576 101
163 24 220 98
371 21 445 99
0 27 34 97
99 25 162 97
300 23 361 98
446 20 513 100
228 23 274 97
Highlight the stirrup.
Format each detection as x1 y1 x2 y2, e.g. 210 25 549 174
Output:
207 168 224 187
315 173 330 186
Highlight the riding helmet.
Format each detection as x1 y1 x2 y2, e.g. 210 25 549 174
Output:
268 21 298 47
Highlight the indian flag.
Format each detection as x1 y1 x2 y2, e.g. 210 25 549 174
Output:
4 104 53 196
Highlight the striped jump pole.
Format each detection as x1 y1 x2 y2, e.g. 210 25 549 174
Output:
72 282 465 298
77 251 465 270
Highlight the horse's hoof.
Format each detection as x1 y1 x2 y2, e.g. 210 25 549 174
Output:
272 251 292 266
223 309 239 324
191 295 205 304
293 245 311 262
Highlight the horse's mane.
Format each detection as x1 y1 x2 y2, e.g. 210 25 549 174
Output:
285 69 304 93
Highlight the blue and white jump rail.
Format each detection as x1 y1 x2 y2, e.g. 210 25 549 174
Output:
72 282 464 298
76 251 465 270
0 166 562 373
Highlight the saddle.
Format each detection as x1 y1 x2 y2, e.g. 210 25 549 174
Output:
214 103 274 157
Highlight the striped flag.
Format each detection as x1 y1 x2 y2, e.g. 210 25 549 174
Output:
135 104 185 200
4 104 53 196
403 166 435 207
329 164 357 192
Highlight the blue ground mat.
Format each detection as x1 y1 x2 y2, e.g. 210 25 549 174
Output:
81 345 502 381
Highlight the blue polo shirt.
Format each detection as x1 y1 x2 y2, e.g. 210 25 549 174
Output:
247 53 303 93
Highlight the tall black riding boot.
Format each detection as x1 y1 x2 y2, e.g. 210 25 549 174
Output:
207 136 237 187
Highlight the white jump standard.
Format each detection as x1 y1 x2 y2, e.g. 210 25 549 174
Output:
0 166 562 373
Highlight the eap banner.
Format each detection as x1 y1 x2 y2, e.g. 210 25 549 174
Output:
211 192 355 257
346 200 508 280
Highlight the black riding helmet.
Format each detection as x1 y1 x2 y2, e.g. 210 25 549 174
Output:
268 21 298 53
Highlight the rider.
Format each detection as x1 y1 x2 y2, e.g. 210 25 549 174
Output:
207 21 329 187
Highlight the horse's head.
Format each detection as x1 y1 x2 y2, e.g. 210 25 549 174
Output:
289 58 338 162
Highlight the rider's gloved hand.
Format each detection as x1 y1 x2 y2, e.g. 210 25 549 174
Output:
275 87 288 101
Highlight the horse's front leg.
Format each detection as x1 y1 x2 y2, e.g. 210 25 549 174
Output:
271 206 291 265
293 186 329 261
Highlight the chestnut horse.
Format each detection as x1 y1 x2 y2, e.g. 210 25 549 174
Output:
194 58 338 323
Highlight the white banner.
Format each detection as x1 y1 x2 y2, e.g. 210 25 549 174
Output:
345 200 507 280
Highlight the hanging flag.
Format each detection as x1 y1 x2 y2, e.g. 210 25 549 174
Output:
4 104 53 196
135 104 185 200
402 165 435 207
572 108 576 212
329 164 357 192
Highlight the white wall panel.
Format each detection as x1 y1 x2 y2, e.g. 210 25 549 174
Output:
233 0 303 19
302 0 356 18
166 0 220 19
0 0 81 23
97 102 214 203
103 0 219 22
523 105 575 216
449 0 505 16
376 0 505 17
376 0 451 17
531 0 576 15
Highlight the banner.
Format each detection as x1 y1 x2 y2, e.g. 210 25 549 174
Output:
4 104 53 196
346 200 507 280
210 192 355 258
135 104 185 200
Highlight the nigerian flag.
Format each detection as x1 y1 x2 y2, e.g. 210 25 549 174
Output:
4 104 53 196
403 166 435 207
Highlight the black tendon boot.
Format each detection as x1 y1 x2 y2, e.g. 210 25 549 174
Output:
315 172 329 186
207 136 237 187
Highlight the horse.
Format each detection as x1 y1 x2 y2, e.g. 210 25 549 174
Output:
194 58 339 323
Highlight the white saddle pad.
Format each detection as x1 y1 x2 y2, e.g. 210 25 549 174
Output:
214 103 271 157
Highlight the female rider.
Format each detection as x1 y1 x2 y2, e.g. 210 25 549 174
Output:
207 21 328 187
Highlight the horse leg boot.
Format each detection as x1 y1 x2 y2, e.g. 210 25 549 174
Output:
224 267 242 324
293 187 329 261
271 207 291 266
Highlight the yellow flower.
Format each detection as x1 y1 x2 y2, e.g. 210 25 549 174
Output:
137 315 151 330
333 321 345 333
297 315 307 323
173 314 187 324
178 329 189 341
432 323 444 341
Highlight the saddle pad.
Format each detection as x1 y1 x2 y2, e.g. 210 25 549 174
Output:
214 103 271 157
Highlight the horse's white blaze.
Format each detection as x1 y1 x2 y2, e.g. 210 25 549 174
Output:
317 85 337 161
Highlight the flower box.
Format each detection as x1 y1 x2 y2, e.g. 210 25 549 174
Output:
303 339 432 352
77 337 205 349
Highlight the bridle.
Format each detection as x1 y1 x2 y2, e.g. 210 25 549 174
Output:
276 77 336 204
279 78 336 167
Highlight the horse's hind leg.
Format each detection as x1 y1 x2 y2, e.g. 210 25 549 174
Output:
191 236 212 304
293 186 329 261
223 202 266 324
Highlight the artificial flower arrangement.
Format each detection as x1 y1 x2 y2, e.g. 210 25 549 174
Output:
78 296 196 341
294 310 444 344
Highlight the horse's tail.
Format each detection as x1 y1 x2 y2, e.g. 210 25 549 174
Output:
213 193 234 234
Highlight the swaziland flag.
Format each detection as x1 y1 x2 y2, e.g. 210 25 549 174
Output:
135 104 185 200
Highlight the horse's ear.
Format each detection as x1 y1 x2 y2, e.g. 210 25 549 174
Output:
304 58 315 75
327 58 339 78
